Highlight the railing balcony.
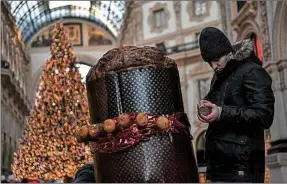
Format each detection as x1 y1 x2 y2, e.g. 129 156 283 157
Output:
165 40 199 55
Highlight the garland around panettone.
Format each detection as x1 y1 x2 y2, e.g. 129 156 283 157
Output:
76 112 191 153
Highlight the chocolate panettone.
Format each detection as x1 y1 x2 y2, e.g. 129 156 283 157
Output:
85 46 199 182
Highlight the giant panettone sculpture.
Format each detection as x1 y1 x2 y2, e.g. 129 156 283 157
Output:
77 46 199 182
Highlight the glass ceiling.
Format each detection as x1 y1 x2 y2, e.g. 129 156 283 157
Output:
7 1 126 43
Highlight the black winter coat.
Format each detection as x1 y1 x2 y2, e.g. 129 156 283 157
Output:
204 40 275 182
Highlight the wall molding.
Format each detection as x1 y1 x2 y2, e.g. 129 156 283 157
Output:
139 20 220 45
231 1 257 32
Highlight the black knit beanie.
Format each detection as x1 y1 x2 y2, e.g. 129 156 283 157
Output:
199 27 233 62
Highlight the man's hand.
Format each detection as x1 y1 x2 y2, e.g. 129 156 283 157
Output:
197 100 220 123
197 100 210 107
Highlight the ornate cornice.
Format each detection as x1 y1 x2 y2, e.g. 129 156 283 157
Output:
264 62 278 74
231 1 258 32
277 59 287 71
260 1 272 62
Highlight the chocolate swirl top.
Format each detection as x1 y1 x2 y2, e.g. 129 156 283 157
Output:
86 46 176 82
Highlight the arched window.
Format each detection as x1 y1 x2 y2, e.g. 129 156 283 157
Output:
196 131 207 167
76 63 92 82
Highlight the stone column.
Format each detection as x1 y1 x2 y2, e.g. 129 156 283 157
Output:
219 0 233 42
173 0 184 45
263 1 287 182
259 1 272 63
265 59 287 183
225 1 234 43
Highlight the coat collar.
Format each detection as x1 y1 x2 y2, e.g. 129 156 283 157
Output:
225 39 254 63
210 39 255 90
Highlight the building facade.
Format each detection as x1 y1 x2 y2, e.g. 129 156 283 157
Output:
1 0 126 175
1 0 286 182
120 1 287 183
5 1 126 104
1 1 31 176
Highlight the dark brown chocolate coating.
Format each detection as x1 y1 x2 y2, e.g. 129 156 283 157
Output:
86 46 176 81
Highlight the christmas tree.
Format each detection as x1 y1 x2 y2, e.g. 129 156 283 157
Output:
11 23 93 181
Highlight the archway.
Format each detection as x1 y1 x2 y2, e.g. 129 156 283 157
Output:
274 1 287 60
27 57 95 104
236 20 260 41
235 20 264 62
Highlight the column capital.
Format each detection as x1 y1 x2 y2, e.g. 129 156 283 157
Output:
277 59 287 71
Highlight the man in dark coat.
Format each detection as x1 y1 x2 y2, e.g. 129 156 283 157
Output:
197 27 275 182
